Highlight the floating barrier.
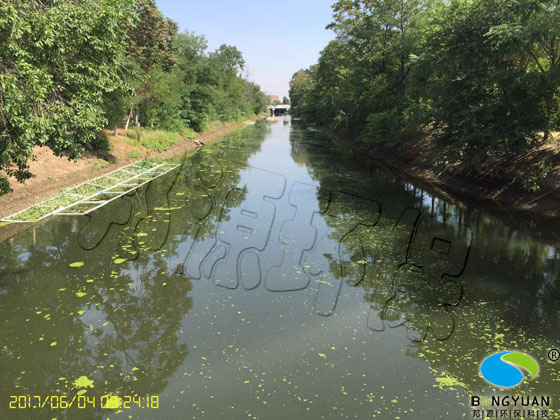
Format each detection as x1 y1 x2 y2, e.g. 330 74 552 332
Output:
1 160 179 223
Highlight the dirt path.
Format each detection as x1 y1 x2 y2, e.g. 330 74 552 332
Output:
0 119 255 220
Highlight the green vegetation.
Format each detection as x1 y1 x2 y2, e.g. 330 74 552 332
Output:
290 0 560 187
93 159 110 170
522 161 553 192
129 150 142 159
0 0 268 195
0 0 133 195
122 128 182 152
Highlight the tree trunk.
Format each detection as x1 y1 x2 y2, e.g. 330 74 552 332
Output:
135 112 140 128
125 107 133 131
399 0 408 97
113 124 119 137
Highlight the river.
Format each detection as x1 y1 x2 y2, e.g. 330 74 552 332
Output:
1 116 559 419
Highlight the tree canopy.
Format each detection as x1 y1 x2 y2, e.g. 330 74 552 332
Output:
0 0 268 195
0 0 135 194
290 0 560 177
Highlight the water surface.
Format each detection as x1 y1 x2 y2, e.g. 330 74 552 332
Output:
1 117 559 419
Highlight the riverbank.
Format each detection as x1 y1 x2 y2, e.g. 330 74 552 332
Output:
0 118 257 220
320 125 560 219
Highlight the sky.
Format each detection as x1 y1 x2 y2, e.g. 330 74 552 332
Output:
155 0 335 98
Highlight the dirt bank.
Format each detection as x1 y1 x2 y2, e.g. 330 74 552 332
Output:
0 119 256 220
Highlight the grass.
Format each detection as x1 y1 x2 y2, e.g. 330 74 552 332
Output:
89 192 122 201
72 184 104 197
12 206 53 222
40 193 83 210
93 158 110 169
179 127 197 140
118 119 250 152
122 128 183 152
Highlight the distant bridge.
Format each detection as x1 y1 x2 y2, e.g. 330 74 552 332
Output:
267 104 291 116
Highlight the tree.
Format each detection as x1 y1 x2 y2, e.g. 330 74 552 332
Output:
174 31 213 132
289 69 315 117
418 0 560 173
136 67 183 129
210 44 245 75
247 82 269 115
282 96 291 105
292 0 560 177
123 0 179 130
0 1 269 196
329 0 425 98
326 0 427 141
174 37 264 130
126 0 178 72
0 0 135 195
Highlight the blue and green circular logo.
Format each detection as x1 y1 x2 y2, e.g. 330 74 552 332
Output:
480 351 539 388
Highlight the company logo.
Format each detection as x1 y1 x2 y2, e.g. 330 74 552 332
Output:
480 351 539 388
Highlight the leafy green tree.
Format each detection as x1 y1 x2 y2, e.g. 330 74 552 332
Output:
329 0 425 97
327 0 426 141
418 0 560 173
0 0 135 195
289 69 316 117
123 0 179 130
126 0 178 72
174 35 265 131
136 67 183 130
247 82 270 115
292 0 560 179
174 32 214 132
0 0 273 197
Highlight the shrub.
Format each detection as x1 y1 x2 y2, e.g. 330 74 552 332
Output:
89 131 112 152
521 162 553 193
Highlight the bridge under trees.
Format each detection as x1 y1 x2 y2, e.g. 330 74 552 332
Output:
268 104 291 116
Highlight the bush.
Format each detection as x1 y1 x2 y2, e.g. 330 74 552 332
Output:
521 162 553 193
88 131 112 153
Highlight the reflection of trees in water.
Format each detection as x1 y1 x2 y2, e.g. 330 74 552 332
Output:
0 218 193 420
289 121 560 397
290 120 560 334
0 124 268 419
289 126 310 167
